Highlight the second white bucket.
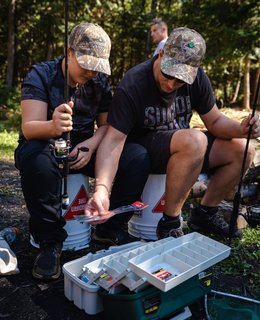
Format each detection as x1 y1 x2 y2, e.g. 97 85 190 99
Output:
128 174 166 241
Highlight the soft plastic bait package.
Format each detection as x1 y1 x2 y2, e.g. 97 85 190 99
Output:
74 201 148 222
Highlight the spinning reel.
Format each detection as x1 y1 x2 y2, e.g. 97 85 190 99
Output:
50 137 89 209
50 138 89 164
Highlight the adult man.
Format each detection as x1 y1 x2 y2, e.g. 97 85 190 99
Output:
150 18 168 56
14 23 150 281
85 27 259 240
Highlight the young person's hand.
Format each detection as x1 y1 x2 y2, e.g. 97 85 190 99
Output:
69 141 92 170
52 101 74 136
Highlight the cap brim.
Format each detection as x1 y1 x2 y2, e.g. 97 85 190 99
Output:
160 57 198 85
75 53 111 76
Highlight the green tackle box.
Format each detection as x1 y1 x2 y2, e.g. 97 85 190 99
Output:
99 269 213 320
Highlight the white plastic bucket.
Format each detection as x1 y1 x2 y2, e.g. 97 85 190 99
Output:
31 173 91 251
128 174 166 240
62 173 91 250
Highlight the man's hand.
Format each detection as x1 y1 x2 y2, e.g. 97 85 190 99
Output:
240 113 260 139
84 188 110 225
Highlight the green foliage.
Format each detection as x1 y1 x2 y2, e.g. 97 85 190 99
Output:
184 198 260 294
0 0 259 107
0 85 20 109
179 0 259 103
0 130 18 160
213 227 260 292
0 85 21 130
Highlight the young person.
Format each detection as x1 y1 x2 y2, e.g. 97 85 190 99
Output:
14 22 150 281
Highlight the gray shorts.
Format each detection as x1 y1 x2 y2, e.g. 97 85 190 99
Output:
136 130 215 174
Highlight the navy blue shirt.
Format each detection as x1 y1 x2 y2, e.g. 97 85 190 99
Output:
20 56 112 143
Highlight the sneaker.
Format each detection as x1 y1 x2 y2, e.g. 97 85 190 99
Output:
32 241 62 280
92 225 139 246
188 207 242 238
156 218 184 239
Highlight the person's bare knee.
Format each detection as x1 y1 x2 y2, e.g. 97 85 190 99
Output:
170 129 207 162
245 141 255 167
232 138 255 169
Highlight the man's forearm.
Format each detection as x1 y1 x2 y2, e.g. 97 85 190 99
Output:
94 131 126 193
209 116 244 139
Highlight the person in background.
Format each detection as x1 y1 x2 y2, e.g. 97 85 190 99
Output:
150 18 168 56
85 27 260 241
14 22 150 281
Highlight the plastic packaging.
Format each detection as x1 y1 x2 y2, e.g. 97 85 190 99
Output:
75 201 148 223
0 238 19 275
0 227 19 244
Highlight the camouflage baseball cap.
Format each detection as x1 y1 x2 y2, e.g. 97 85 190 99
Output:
69 22 111 75
160 27 206 84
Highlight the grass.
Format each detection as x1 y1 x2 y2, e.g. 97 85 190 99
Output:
182 198 260 294
0 130 18 160
214 228 260 293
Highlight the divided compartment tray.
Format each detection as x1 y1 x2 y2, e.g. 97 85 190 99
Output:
83 237 171 291
128 232 231 292
62 241 145 315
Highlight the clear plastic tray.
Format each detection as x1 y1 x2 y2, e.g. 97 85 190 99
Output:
83 238 171 290
128 232 231 292
62 241 145 314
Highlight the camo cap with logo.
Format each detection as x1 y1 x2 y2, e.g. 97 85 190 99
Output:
160 27 206 84
69 22 111 75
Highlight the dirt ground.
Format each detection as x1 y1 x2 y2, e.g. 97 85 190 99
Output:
0 157 259 320
0 160 108 320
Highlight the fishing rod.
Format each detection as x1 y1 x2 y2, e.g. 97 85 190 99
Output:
50 0 88 209
49 0 71 209
229 77 260 245
60 0 70 209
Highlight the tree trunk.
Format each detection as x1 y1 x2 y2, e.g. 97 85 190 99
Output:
150 0 157 19
243 54 250 110
46 24 54 60
145 0 157 57
252 58 260 110
223 74 228 103
230 58 243 104
6 0 15 88
230 78 241 103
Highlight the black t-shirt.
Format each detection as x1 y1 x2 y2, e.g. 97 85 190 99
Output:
20 56 112 142
108 57 215 141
